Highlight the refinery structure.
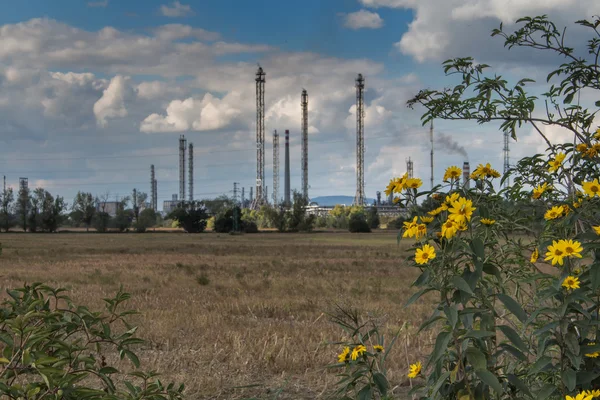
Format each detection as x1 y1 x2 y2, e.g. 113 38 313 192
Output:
3 65 502 217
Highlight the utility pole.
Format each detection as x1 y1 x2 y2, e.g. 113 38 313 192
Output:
354 74 365 206
241 187 245 208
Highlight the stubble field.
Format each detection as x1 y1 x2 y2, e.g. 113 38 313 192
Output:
0 231 435 399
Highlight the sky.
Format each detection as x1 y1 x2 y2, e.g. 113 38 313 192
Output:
0 0 598 209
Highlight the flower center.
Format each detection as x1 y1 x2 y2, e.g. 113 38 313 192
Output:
565 246 574 254
592 186 599 193
554 249 563 256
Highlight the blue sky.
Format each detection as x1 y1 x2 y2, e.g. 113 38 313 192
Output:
0 0 596 208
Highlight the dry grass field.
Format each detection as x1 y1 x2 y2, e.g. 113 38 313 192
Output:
0 231 436 399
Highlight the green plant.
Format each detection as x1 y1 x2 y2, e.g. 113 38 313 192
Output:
349 212 371 233
167 201 208 233
0 283 184 399
391 14 600 400
329 305 396 399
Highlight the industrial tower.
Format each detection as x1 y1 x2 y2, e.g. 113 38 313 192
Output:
179 135 187 203
19 178 28 191
503 131 510 190
284 130 291 207
252 66 266 209
188 143 194 202
354 74 365 206
407 157 414 179
272 130 279 207
430 121 434 190
301 89 309 200
150 165 156 211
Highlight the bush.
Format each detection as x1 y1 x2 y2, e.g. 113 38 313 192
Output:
92 211 110 233
0 283 184 399
348 212 371 233
366 207 380 229
243 220 259 233
168 201 208 233
134 208 156 233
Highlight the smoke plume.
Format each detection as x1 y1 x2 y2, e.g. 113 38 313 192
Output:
435 132 468 158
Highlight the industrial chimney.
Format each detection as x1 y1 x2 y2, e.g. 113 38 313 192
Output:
463 162 470 189
284 129 291 207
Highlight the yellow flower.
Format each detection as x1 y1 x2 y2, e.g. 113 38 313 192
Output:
544 206 564 220
560 239 583 259
480 218 496 226
573 199 583 208
576 143 589 153
448 197 475 224
408 361 422 379
402 217 419 238
548 152 565 173
420 216 434 224
393 196 401 204
351 344 367 361
562 204 572 215
531 248 539 263
428 205 447 216
416 224 427 239
373 345 384 353
595 127 600 139
445 193 460 205
415 244 436 265
441 219 460 240
471 163 501 179
586 145 599 158
585 389 600 397
384 179 397 197
406 178 423 189
532 183 548 199
566 393 594 400
338 347 350 363
585 343 600 358
545 241 566 266
573 267 582 276
443 166 462 182
562 276 580 290
582 179 600 197
593 226 600 235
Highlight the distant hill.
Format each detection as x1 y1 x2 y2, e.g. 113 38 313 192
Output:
310 196 375 207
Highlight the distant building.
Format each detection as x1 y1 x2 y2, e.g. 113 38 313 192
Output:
96 201 121 217
163 200 179 214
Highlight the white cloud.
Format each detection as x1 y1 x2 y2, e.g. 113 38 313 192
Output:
360 0 598 63
153 24 220 41
87 0 108 7
140 92 242 133
93 75 135 127
343 10 384 30
160 1 195 17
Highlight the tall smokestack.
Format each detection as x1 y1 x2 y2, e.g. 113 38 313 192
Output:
179 135 186 202
150 165 156 210
188 143 194 202
284 129 291 207
463 162 470 190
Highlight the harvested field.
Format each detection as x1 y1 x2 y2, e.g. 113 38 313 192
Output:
0 231 435 399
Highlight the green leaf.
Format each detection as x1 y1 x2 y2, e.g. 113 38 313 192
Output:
536 384 556 400
99 367 119 374
529 356 552 375
357 384 372 400
562 368 576 392
497 325 528 353
564 93 574 104
506 374 532 398
464 330 496 339
577 370 600 386
431 371 451 395
497 294 527 323
475 370 503 394
591 264 600 290
451 276 474 295
428 331 452 368
444 305 458 329
465 347 487 371
498 344 527 361
373 372 388 395
405 289 431 308
124 350 140 368
470 238 485 260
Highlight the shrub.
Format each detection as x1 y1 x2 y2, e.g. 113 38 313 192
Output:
0 283 184 399
380 15 600 400
168 201 208 233
243 220 259 233
366 207 380 229
134 208 157 233
348 212 371 233
92 211 110 233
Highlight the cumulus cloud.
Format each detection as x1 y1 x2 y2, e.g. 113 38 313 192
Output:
160 1 195 17
140 93 242 133
93 75 136 127
360 0 598 63
343 10 384 29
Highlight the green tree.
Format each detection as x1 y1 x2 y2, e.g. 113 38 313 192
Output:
27 188 43 233
366 207 380 229
201 195 235 216
72 191 96 232
0 185 15 232
348 209 371 233
15 184 30 232
36 189 66 232
92 211 110 233
168 201 208 233
134 208 156 233
285 191 315 232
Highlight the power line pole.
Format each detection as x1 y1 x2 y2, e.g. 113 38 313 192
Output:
252 66 266 209
241 187 245 208
301 89 309 200
430 120 434 190
354 74 365 206
189 143 194 202
272 130 279 208
233 182 240 232
503 131 510 190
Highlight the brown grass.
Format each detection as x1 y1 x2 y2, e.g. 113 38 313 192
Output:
0 231 436 399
